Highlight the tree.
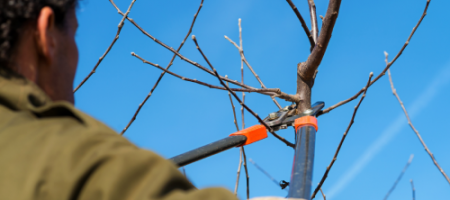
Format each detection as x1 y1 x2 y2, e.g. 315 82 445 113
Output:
73 0 450 199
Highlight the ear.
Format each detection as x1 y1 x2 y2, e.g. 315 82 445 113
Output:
35 7 57 66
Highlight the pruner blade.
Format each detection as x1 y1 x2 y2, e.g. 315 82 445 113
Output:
264 102 325 132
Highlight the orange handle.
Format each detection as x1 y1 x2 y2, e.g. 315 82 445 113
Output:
294 116 318 132
229 125 268 146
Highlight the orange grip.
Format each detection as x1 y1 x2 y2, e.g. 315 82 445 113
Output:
229 124 268 146
294 116 318 132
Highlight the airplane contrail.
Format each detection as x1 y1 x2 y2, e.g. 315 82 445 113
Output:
326 63 450 199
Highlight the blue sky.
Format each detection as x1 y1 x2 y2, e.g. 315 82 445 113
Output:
74 0 450 199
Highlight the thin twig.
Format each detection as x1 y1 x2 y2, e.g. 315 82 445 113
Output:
192 35 295 148
234 148 243 195
318 0 430 117
242 147 250 199
320 188 326 200
383 154 414 200
239 37 250 199
182 167 186 177
240 29 246 132
410 179 416 200
285 0 315 51
73 0 136 93
388 68 450 185
227 80 243 195
120 0 204 135
239 33 250 199
227 80 240 132
224 19 282 109
131 53 282 94
307 0 319 43
112 6 300 102
249 158 280 187
311 72 374 199
239 19 282 109
111 5 265 92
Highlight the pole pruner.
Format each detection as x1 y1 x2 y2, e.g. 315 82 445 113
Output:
169 102 324 168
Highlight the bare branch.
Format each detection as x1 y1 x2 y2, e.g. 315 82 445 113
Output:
224 35 240 50
73 0 136 93
311 72 374 199
234 148 243 195
111 5 251 90
276 93 301 103
133 53 300 102
388 68 450 185
299 0 341 82
238 19 282 109
296 0 342 113
111 4 301 103
318 0 430 117
192 35 295 148
249 158 280 187
232 21 246 133
131 53 283 94
383 154 414 200
241 58 250 199
227 80 240 132
410 179 416 200
224 19 282 109
285 0 315 51
226 80 243 195
307 0 319 43
120 0 204 135
242 147 250 199
320 188 326 200
240 50 249 198
240 31 246 132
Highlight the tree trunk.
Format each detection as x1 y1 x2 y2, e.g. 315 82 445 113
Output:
296 62 315 113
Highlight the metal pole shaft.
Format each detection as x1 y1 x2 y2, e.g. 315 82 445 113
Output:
287 126 316 199
169 135 247 167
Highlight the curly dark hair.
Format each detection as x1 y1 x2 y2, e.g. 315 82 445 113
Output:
0 0 78 77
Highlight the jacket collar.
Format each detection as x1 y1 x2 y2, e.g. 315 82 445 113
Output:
0 75 51 111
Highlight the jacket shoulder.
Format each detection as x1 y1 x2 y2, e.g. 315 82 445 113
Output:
0 100 120 140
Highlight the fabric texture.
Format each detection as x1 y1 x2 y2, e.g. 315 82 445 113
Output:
0 75 238 200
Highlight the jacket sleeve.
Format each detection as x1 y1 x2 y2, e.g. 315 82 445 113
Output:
48 124 239 200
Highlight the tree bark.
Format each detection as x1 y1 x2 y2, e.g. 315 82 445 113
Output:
296 62 313 113
296 0 342 114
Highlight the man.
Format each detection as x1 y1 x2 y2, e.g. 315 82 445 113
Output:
0 1 292 199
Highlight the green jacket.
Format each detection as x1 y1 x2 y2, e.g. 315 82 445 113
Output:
0 76 238 200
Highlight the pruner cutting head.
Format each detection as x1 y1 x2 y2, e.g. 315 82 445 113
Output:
263 101 325 132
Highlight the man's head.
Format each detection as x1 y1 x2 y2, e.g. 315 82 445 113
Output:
0 0 79 104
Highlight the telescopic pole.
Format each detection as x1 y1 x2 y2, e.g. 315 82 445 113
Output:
287 125 316 199
286 101 323 200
